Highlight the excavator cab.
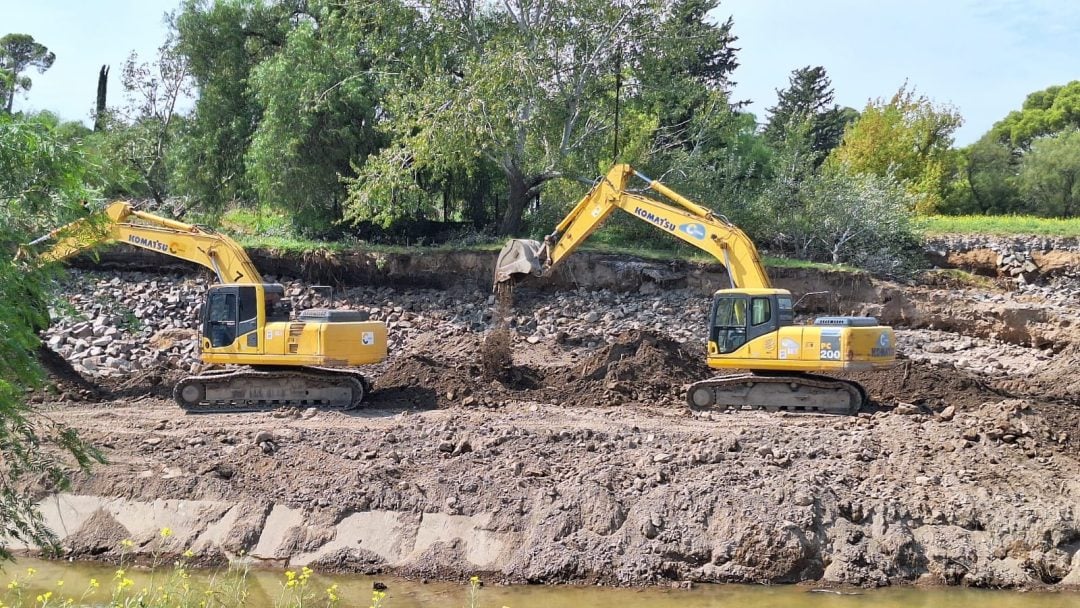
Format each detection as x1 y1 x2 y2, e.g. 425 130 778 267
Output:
708 289 795 354
202 284 268 349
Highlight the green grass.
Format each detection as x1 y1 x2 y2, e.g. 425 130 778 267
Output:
924 214 1080 237
210 205 855 272
237 232 851 272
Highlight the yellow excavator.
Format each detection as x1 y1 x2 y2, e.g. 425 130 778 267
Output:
27 201 387 413
494 164 897 414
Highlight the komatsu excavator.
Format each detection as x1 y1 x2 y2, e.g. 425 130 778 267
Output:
28 201 387 413
494 164 897 415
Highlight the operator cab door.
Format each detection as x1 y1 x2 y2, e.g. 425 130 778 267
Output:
709 294 785 355
202 285 260 350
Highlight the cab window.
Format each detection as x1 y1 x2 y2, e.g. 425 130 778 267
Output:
751 297 771 326
714 297 746 327
711 295 748 354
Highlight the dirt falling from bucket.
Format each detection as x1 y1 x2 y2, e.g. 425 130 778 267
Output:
481 285 514 380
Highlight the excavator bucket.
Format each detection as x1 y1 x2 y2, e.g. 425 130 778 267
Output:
494 239 545 285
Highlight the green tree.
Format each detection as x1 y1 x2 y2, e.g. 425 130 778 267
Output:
991 81 1080 150
246 1 402 233
171 0 290 213
763 66 855 161
347 0 740 236
826 84 962 213
638 0 739 158
1018 129 1080 217
96 30 191 206
953 135 1021 214
0 34 56 114
0 112 104 559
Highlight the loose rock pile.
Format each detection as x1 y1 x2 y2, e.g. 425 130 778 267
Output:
45 273 204 377
43 271 713 380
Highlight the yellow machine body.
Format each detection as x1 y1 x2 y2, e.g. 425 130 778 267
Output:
29 201 388 411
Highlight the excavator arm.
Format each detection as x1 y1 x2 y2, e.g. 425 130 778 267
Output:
27 201 263 284
494 164 771 289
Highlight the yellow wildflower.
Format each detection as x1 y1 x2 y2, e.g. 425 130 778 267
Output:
182 549 195 559
160 527 173 538
35 591 52 603
89 578 100 589
55 581 63 588
114 569 126 580
7 581 18 591
26 568 37 577
120 539 134 549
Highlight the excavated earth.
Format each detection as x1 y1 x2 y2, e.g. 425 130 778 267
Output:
16 248 1080 590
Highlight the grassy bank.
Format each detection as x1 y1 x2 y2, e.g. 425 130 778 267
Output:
924 215 1080 237
216 208 859 273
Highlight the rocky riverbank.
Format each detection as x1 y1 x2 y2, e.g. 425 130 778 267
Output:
23 259 1080 590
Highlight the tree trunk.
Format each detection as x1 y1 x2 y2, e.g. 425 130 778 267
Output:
93 65 109 132
498 170 530 236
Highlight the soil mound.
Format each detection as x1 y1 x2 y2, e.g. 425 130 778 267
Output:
548 330 708 407
373 329 706 409
843 359 1012 411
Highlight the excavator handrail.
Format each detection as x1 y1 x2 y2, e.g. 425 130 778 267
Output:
26 201 264 284
516 164 771 289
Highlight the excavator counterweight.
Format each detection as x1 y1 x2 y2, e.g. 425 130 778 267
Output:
494 164 897 415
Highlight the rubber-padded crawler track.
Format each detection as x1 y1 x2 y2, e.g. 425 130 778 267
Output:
686 372 867 415
174 367 369 414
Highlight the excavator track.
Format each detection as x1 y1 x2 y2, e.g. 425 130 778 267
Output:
686 372 867 415
173 367 369 414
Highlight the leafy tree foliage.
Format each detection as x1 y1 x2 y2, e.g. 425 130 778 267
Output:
991 81 1080 150
763 66 855 162
346 0 743 236
0 34 56 114
246 2 396 233
0 112 104 559
940 134 1021 215
94 30 191 206
1018 129 1080 217
826 84 962 213
171 0 290 213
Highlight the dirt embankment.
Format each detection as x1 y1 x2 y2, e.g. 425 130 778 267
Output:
23 257 1080 590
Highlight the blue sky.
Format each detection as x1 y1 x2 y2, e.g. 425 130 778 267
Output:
4 0 1078 146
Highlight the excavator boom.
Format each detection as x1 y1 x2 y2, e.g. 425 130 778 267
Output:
31 202 262 284
494 164 770 289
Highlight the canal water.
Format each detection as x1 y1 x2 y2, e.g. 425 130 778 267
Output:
4 557 1078 608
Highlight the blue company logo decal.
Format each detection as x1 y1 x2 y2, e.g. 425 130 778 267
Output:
872 331 895 357
678 222 707 240
632 207 676 232
127 234 169 253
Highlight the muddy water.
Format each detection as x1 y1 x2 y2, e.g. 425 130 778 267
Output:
7 559 1079 608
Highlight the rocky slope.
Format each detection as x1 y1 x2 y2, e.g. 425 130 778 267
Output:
22 266 1080 589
